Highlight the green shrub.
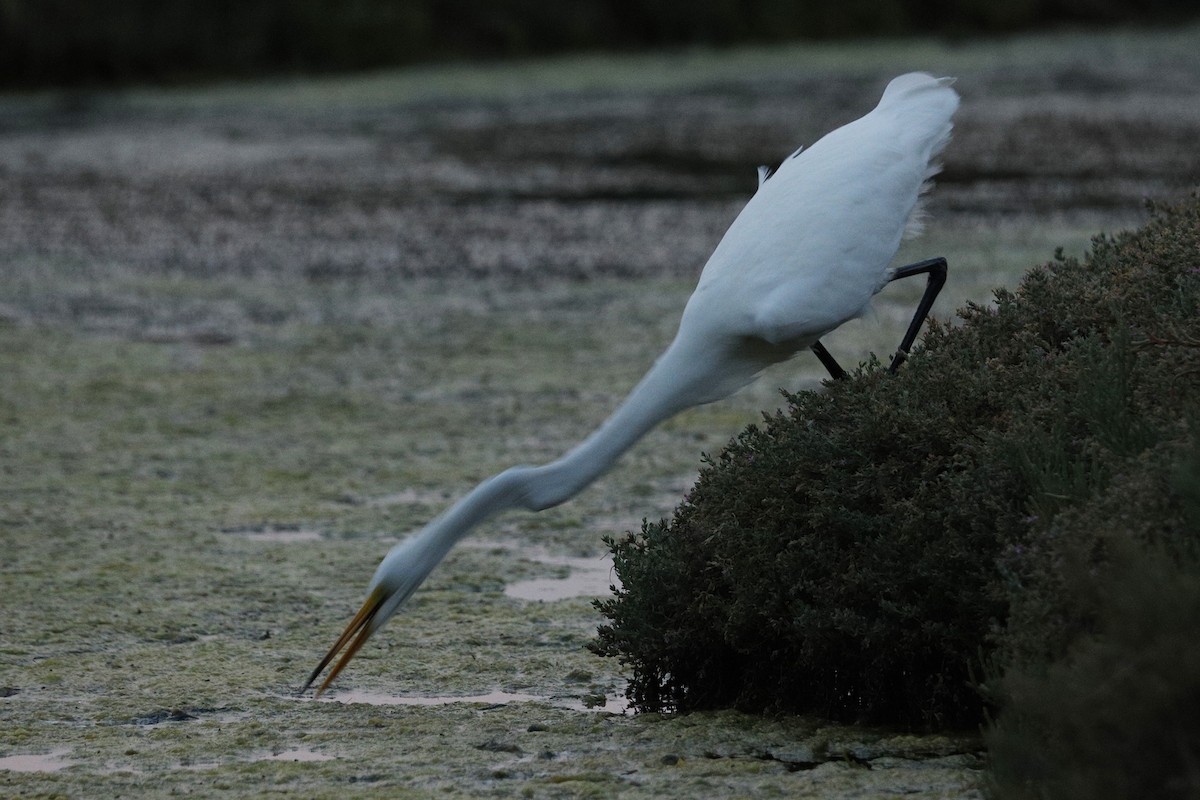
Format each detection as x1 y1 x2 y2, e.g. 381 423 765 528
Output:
984 544 1200 800
594 359 1028 726
591 195 1200 728
982 398 1200 799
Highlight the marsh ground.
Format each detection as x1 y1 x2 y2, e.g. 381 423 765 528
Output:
2 24 1199 798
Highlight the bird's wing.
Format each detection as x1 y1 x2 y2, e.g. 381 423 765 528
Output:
684 73 958 349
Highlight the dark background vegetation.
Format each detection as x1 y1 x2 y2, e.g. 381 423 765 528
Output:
2 0 1197 88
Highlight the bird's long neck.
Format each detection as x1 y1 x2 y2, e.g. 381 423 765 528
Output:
367 336 712 618
527 337 704 509
410 336 705 559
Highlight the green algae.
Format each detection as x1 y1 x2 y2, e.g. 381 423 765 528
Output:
2 276 991 798
4 27 1198 798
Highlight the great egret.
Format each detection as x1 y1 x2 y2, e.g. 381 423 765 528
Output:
302 72 959 696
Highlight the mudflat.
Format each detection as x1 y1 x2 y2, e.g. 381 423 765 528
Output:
2 25 1198 797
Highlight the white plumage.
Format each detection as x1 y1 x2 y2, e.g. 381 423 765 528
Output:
303 72 959 695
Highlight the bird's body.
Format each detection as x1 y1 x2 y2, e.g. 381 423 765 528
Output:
687 72 957 362
304 72 960 695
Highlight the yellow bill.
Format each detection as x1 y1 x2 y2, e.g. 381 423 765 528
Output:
300 586 387 697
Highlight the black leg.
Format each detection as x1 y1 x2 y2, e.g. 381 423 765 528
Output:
810 340 846 381
808 256 948 380
885 257 947 373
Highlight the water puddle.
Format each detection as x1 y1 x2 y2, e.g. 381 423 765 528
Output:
505 551 619 601
257 746 335 763
461 541 621 602
325 689 540 706
366 488 454 507
223 526 323 543
313 689 628 714
0 748 74 773
176 745 335 772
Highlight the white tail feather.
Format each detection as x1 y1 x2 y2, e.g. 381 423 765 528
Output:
878 73 958 240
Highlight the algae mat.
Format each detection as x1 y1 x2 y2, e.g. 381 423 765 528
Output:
0 293 988 797
4 25 1199 797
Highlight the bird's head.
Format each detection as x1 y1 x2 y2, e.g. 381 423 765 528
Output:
300 536 436 697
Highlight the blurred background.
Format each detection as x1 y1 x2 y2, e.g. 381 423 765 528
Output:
2 0 1197 88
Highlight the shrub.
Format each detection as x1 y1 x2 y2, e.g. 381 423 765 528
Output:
982 365 1200 798
594 358 1028 726
591 195 1200 728
984 544 1200 800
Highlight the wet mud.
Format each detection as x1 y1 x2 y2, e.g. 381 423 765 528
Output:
3 24 1199 798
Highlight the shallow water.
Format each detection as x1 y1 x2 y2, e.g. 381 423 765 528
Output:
503 550 621 602
257 746 335 763
313 688 630 713
0 748 74 773
239 528 324 543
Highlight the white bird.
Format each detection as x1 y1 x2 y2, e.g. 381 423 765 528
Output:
302 72 959 696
